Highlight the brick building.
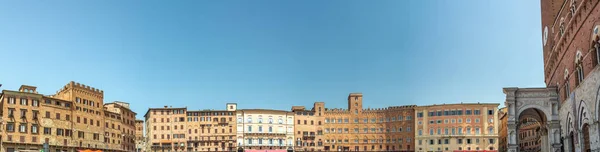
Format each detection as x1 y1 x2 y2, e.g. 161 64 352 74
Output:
503 0 600 151
414 103 499 152
144 103 237 152
135 119 145 152
104 102 137 151
497 107 507 152
185 103 237 152
291 102 325 151
0 82 136 152
321 93 415 152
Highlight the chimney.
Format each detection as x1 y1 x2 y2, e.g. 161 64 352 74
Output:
164 106 168 108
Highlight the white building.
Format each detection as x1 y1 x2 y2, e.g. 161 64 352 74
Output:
236 109 295 150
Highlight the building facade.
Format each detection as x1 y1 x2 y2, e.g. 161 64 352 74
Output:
414 103 499 152
518 118 542 152
503 0 600 152
321 93 415 152
498 107 508 152
144 104 237 152
144 106 188 152
104 102 137 151
135 120 146 152
291 102 325 151
185 103 237 152
0 82 136 152
236 109 295 151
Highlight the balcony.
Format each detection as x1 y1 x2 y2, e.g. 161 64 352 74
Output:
218 122 229 125
187 139 235 143
302 134 315 140
244 132 286 136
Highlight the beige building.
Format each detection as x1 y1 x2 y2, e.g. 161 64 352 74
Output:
236 109 295 151
0 82 136 152
414 103 499 152
291 102 325 151
145 106 188 152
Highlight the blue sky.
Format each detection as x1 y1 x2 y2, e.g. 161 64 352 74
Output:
0 0 543 120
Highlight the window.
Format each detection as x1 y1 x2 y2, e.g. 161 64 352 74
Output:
475 127 480 134
465 110 472 115
6 123 15 132
32 125 38 134
570 0 577 15
19 123 27 133
8 97 16 104
474 110 481 115
43 127 51 135
20 109 26 119
488 127 494 134
560 22 565 35
20 98 27 105
32 100 39 107
488 109 494 115
247 118 252 123
418 130 423 135
489 139 495 144
565 80 571 97
576 62 584 85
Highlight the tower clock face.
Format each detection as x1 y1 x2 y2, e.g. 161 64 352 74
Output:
543 26 549 46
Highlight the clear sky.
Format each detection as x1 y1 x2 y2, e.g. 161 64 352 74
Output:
0 0 544 120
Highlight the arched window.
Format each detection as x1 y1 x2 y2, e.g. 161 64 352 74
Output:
564 69 571 98
560 19 565 36
570 0 577 15
575 51 584 85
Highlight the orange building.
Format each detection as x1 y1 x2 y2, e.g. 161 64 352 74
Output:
291 102 325 151
320 93 415 152
414 103 499 152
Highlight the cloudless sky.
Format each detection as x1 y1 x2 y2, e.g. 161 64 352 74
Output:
0 0 544 120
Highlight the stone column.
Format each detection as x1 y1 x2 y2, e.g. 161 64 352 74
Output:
540 126 549 152
550 120 563 152
508 122 519 152
593 122 600 152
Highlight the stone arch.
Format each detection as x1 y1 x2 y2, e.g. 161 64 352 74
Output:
578 100 592 129
504 87 561 152
516 105 552 122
